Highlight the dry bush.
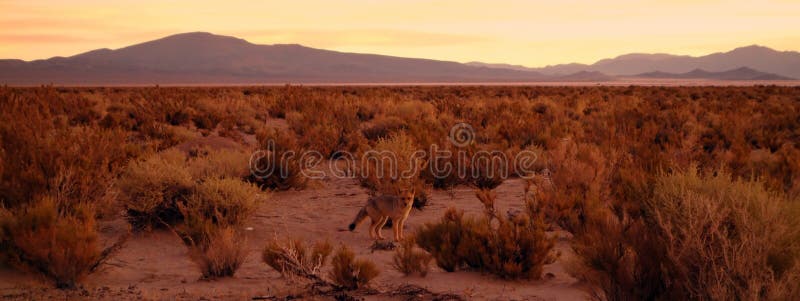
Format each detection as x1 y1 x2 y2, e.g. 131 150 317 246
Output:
187 148 251 180
0 197 100 289
531 140 612 233
647 168 800 300
358 133 429 209
177 178 261 245
118 149 193 229
568 209 665 300
467 146 508 190
415 208 465 272
284 98 361 158
329 245 381 289
416 207 555 279
248 128 309 190
262 238 333 280
571 168 800 300
174 174 260 279
362 116 407 141
391 236 432 277
0 97 129 208
188 226 248 279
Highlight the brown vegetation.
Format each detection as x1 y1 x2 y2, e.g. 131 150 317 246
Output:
391 236 432 277
2 85 800 298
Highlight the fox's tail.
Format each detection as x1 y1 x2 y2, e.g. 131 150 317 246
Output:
348 207 368 231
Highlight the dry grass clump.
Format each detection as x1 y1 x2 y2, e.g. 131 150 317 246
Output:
118 149 194 229
0 197 100 289
329 245 381 289
188 226 249 279
263 239 379 290
416 208 555 279
571 168 800 300
248 128 309 190
391 236 432 277
262 238 333 280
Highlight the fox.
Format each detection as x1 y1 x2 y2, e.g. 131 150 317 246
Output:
348 189 415 241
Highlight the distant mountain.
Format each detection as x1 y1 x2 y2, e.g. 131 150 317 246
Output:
491 45 799 79
0 32 796 85
637 67 793 81
465 62 534 72
0 32 556 85
555 71 616 81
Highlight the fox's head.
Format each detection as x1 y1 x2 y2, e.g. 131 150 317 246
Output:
399 188 415 206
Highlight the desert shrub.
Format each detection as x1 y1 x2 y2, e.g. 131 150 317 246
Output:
467 145 508 190
0 197 100 289
571 168 800 300
647 168 800 300
0 117 129 209
568 209 665 301
531 140 612 233
187 226 248 278
262 238 333 279
173 175 259 279
329 245 380 289
358 133 428 209
248 128 309 190
187 148 251 180
118 149 193 229
362 116 407 141
416 207 555 279
415 208 465 272
391 236 432 277
177 178 261 245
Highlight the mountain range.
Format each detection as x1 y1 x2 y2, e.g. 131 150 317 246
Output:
468 45 800 79
0 32 797 85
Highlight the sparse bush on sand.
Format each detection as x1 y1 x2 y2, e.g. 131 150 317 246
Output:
263 239 379 290
262 238 333 280
118 149 194 229
391 236 432 277
0 197 100 289
328 245 381 289
179 164 261 278
177 177 261 245
187 226 249 278
416 207 555 279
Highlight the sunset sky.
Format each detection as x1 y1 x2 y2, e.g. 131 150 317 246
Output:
2 0 799 66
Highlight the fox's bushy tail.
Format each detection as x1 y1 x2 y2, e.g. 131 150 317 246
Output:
349 207 368 231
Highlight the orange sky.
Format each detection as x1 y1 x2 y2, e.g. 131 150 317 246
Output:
2 0 799 66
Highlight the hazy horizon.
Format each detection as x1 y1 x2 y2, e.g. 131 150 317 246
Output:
2 0 799 66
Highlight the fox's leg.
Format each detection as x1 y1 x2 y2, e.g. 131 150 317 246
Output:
376 216 389 240
368 217 378 239
397 218 406 240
